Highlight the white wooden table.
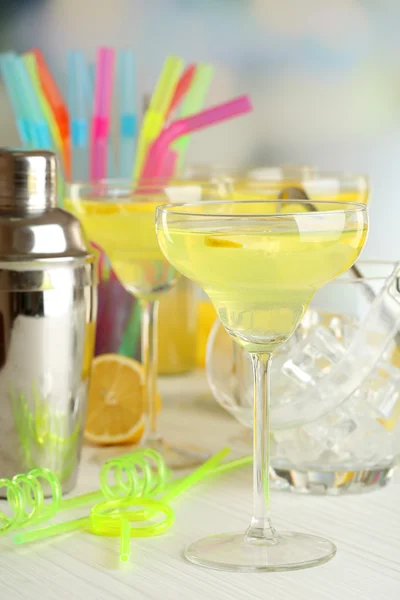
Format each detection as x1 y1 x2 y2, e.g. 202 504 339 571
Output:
1 371 400 600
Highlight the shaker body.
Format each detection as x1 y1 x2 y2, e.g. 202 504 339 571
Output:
0 258 97 494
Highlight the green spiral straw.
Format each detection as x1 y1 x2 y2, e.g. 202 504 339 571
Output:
13 448 173 545
0 468 62 534
14 516 89 544
119 518 131 562
60 448 168 510
13 448 230 549
13 446 253 568
6 447 251 547
2 449 168 537
14 497 175 547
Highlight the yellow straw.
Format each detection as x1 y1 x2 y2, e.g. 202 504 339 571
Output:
22 53 64 161
133 55 183 179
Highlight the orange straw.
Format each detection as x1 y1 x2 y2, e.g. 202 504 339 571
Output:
166 64 196 119
31 48 71 179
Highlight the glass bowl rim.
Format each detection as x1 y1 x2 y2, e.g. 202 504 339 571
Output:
156 198 368 219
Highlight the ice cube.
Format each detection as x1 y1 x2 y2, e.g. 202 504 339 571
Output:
282 325 346 388
354 361 400 421
272 402 392 468
272 427 328 466
302 408 357 452
340 415 391 465
327 315 358 348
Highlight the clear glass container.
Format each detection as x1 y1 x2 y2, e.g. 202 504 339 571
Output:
207 261 400 494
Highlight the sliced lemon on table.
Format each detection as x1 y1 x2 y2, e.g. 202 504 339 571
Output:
85 354 161 446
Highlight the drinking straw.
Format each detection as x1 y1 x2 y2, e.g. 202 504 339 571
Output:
118 50 137 178
86 59 116 180
0 54 30 146
160 454 252 498
147 148 178 184
14 516 90 544
2 52 38 147
139 95 252 182
160 447 230 503
14 449 230 545
90 498 175 540
14 497 174 546
208 454 252 476
58 488 105 511
173 63 214 170
119 518 131 562
117 300 142 358
90 47 115 181
67 50 90 181
23 53 64 159
31 48 71 179
133 55 183 179
160 148 178 181
11 54 53 150
165 64 196 119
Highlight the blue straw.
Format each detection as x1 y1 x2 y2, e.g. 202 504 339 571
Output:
68 51 89 181
11 54 53 150
118 50 137 178
0 53 31 147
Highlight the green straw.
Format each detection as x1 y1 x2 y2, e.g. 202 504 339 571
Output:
117 300 142 358
14 516 89 545
59 489 105 511
119 517 131 563
173 63 214 171
209 454 252 476
161 454 252 498
14 447 249 550
160 447 230 503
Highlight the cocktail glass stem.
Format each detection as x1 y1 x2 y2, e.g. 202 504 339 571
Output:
245 352 276 542
140 299 160 442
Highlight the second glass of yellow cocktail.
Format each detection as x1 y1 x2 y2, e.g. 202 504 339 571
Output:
67 181 208 469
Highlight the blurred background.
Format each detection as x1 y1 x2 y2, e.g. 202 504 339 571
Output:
1 0 399 259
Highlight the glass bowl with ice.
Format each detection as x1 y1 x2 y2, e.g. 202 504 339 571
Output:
206 261 400 494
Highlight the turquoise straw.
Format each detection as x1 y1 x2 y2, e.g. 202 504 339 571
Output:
118 50 137 178
11 54 53 150
68 51 89 181
0 54 30 147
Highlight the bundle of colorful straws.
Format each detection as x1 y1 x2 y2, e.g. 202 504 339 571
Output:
0 47 252 184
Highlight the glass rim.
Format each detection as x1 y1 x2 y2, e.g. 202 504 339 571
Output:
156 198 368 218
183 165 370 183
67 178 220 190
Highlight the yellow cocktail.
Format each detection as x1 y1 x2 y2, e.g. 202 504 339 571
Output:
66 183 206 469
156 198 368 572
65 199 176 299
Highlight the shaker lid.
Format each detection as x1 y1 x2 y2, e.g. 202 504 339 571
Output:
0 147 57 212
0 148 92 262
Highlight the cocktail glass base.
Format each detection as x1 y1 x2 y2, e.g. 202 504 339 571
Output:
184 531 336 572
143 437 210 470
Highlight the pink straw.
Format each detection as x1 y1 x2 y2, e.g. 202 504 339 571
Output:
158 148 178 182
90 47 115 181
139 95 252 182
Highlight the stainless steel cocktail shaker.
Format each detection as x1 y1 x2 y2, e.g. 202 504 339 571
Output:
0 148 97 494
